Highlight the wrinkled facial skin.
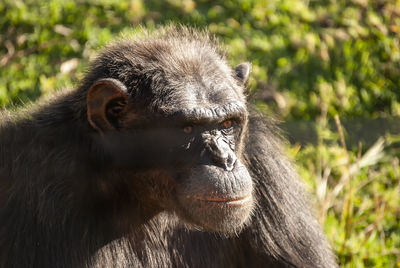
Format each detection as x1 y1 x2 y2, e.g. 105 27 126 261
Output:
154 71 254 232
173 116 254 233
164 98 253 233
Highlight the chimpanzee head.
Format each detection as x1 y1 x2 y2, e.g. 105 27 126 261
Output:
85 28 253 233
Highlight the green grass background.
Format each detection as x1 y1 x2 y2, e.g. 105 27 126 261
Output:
1 0 399 266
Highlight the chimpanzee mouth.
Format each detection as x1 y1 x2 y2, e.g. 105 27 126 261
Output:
178 194 254 233
196 195 252 206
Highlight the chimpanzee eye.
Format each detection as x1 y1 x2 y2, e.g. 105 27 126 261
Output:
223 120 233 129
183 126 193 134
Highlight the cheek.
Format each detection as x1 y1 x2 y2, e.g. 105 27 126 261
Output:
129 170 178 208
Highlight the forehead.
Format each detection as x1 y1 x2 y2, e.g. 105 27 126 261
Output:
154 81 244 121
124 35 247 116
173 79 242 107
154 64 246 116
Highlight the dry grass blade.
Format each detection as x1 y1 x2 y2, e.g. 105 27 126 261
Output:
331 137 385 198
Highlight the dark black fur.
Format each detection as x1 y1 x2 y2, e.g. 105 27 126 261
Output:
0 26 337 267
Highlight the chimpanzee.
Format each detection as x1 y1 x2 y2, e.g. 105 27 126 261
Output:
0 26 337 268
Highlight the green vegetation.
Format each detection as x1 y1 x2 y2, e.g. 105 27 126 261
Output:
1 0 399 266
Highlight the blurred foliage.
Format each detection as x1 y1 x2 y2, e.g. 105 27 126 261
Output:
1 0 399 267
289 117 400 267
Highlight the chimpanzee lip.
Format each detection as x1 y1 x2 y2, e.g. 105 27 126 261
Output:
195 195 252 206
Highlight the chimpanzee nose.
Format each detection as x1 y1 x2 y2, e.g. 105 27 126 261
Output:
205 136 237 171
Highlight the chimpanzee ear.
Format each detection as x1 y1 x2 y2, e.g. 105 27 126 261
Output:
234 62 252 85
87 78 129 132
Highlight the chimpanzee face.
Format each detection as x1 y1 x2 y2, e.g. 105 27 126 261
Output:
86 49 253 232
155 80 253 232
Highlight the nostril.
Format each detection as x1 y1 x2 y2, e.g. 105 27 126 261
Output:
224 156 236 171
212 152 228 164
